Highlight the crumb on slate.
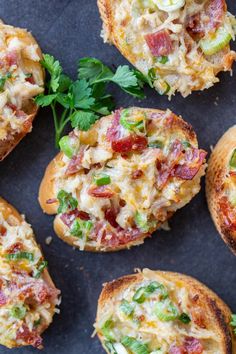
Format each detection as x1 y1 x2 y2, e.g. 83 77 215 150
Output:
45 236 53 245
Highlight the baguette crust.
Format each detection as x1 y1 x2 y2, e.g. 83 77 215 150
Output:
96 270 236 353
97 0 236 97
0 21 44 161
39 107 206 252
0 197 59 348
206 126 236 255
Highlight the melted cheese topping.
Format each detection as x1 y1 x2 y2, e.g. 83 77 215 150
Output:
0 208 58 348
0 22 44 140
52 108 206 250
101 0 236 97
95 269 226 354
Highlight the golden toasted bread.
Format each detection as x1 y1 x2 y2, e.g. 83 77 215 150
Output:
39 107 207 252
0 197 60 348
0 21 44 161
97 0 236 97
206 126 236 255
96 269 236 353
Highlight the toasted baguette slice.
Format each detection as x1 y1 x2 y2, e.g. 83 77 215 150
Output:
97 0 236 97
39 107 207 252
0 21 44 161
206 126 236 255
0 197 60 349
95 269 236 353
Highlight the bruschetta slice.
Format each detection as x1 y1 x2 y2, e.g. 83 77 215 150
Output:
206 126 236 255
39 107 207 252
0 20 44 161
97 0 236 97
0 197 60 349
95 269 236 353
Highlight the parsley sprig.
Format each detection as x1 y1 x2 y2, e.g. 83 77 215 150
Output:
35 54 147 146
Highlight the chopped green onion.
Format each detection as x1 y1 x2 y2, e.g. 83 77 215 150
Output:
182 141 191 148
120 300 134 316
0 72 12 91
155 299 179 321
105 341 118 354
101 319 115 342
120 109 145 132
57 190 78 214
70 218 93 238
34 260 48 279
59 135 76 159
11 305 27 319
133 281 168 304
133 286 147 304
148 141 164 149
155 79 170 95
6 252 34 262
121 336 149 354
148 68 158 81
200 26 232 56
179 312 191 324
93 173 111 186
230 314 236 334
229 149 236 169
134 212 149 233
156 56 168 64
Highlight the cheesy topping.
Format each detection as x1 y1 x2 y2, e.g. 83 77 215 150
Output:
101 0 236 97
95 269 226 354
52 108 206 251
0 22 44 141
0 206 59 348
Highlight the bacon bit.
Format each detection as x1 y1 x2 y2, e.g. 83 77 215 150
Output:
16 324 43 349
6 51 18 67
112 135 147 153
0 291 7 306
132 169 143 180
7 103 17 111
88 185 115 199
219 196 236 230
0 225 7 236
106 109 122 142
104 208 119 228
186 0 226 37
138 315 145 322
184 337 203 354
60 209 90 227
25 75 35 85
46 198 58 205
169 346 187 354
191 308 206 329
145 30 173 56
91 223 146 247
66 147 85 176
171 149 207 180
7 242 23 254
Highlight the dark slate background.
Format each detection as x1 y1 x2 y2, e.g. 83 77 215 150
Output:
0 1 236 353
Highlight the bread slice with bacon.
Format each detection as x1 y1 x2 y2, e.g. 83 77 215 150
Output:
97 0 236 97
0 20 44 161
39 107 207 252
206 126 236 255
0 197 60 349
95 269 236 354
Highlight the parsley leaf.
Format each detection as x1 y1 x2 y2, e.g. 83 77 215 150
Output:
36 54 147 146
35 93 57 107
71 111 98 131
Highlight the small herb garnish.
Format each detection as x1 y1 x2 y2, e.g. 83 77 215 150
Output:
34 260 48 279
35 55 147 146
179 312 191 324
57 190 78 214
11 305 27 319
6 252 34 262
0 72 12 91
